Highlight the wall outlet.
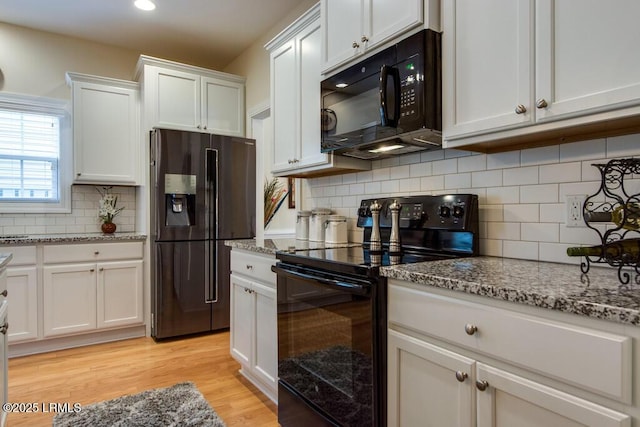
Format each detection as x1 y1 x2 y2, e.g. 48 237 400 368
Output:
566 195 587 227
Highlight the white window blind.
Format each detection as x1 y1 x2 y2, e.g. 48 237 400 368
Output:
0 109 60 202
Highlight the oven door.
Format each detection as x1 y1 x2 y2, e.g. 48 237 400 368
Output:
273 263 378 427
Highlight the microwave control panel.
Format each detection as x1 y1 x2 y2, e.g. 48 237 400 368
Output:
398 57 423 121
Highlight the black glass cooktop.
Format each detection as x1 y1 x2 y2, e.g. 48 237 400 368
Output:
276 245 454 278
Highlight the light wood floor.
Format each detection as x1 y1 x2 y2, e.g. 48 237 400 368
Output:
7 331 278 427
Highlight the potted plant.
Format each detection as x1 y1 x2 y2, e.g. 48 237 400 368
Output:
97 186 124 234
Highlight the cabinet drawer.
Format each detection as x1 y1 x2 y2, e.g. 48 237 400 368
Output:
0 246 36 266
388 283 632 402
230 250 275 285
43 242 143 264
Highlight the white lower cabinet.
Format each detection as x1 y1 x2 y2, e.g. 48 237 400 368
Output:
0 267 8 427
43 260 143 337
229 249 277 403
3 245 38 344
387 281 633 427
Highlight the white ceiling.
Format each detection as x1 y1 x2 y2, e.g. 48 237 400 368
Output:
0 0 309 69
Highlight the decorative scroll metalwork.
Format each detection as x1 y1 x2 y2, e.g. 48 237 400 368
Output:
581 158 640 284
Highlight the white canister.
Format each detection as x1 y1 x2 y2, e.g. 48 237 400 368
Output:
325 215 348 244
295 210 311 240
309 208 332 242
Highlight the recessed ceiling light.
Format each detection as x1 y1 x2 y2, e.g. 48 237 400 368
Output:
134 0 156 11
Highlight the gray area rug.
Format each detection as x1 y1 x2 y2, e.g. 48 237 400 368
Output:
53 382 226 427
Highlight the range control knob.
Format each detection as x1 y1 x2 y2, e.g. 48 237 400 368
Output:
439 205 451 218
453 205 465 218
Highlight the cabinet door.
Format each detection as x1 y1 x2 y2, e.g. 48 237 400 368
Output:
6 267 38 343
476 363 630 427
321 0 364 72
149 66 201 130
535 0 640 122
388 330 475 427
443 0 533 140
230 273 253 367
369 0 423 48
43 264 97 337
202 77 245 137
271 39 299 173
72 81 139 184
252 280 277 391
96 260 143 329
297 19 328 169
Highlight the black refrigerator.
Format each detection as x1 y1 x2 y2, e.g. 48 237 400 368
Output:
150 128 256 339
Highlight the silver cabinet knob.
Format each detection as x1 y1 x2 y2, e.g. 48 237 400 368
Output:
1 290 7 297
90 268 95 272
0 322 8 335
536 98 548 109
476 380 489 391
99 267 104 272
246 264 253 270
515 104 527 114
94 251 100 255
197 125 202 129
464 323 478 335
77 173 82 176
455 371 468 382
352 41 360 49
361 35 369 43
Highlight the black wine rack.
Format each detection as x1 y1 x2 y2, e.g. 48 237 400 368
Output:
582 158 640 284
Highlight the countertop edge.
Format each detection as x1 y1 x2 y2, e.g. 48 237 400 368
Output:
0 233 147 245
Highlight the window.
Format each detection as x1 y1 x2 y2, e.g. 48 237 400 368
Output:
0 93 71 213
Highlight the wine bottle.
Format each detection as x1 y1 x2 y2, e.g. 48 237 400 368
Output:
584 203 640 231
566 238 640 258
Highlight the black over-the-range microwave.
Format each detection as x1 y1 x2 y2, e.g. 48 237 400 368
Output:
321 29 442 160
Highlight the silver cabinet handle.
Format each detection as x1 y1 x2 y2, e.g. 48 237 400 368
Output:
361 35 369 43
0 322 8 335
352 41 360 49
476 380 489 391
515 104 527 114
77 173 82 177
455 371 468 382
90 268 95 272
246 264 253 270
536 98 548 109
1 290 7 297
99 267 104 272
464 323 478 335
94 251 100 255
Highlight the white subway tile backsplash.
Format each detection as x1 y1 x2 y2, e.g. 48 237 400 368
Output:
521 145 559 166
458 154 487 173
521 222 559 242
432 158 458 175
539 203 564 223
504 204 539 222
444 173 471 189
297 136 640 264
520 184 558 203
487 222 520 240
503 240 538 260
485 186 520 204
487 151 520 170
410 162 432 177
472 170 502 188
607 134 640 157
503 166 538 185
420 175 444 191
560 139 606 162
539 162 581 184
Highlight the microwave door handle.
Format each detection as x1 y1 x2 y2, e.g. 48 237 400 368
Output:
379 65 401 128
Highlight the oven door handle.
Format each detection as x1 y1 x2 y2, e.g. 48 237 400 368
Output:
271 265 370 295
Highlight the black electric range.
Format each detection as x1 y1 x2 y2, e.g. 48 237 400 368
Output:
274 194 479 427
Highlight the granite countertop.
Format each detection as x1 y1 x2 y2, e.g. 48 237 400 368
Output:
381 256 640 326
0 232 147 245
0 253 13 269
224 238 361 255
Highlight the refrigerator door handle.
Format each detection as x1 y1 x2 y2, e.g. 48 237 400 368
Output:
205 148 219 304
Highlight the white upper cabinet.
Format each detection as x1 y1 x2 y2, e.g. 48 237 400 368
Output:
267 4 370 177
136 56 245 137
443 0 640 152
321 0 425 73
66 73 140 185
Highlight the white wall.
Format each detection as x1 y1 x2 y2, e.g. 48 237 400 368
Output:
301 135 640 264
